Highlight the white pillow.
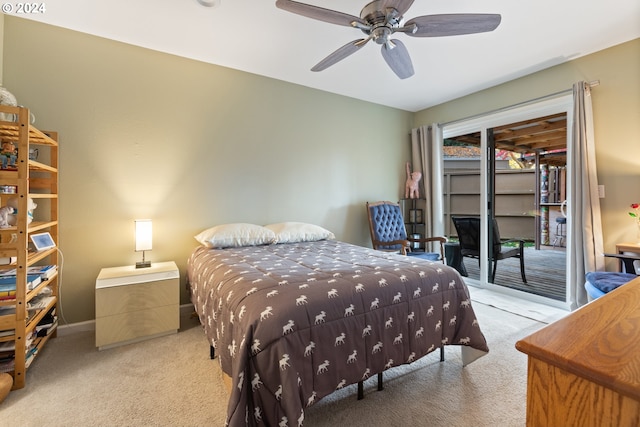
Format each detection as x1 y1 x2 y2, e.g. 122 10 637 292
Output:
264 222 335 244
195 223 276 248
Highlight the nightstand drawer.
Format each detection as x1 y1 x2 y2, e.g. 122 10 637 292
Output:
95 278 178 317
96 304 179 348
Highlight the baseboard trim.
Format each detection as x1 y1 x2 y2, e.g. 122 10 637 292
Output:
57 319 95 337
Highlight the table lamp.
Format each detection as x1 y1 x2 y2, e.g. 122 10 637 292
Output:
135 219 152 268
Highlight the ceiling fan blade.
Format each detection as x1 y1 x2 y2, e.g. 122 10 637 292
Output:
380 0 415 16
404 13 502 37
276 0 366 28
311 38 371 72
381 39 414 79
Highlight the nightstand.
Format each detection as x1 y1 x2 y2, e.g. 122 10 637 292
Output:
95 261 180 350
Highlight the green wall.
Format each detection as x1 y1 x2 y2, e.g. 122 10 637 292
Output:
3 15 639 324
2 17 413 323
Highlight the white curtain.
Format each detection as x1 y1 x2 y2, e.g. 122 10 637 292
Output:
569 81 604 308
410 125 444 239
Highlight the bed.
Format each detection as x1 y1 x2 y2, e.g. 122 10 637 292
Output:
187 223 489 427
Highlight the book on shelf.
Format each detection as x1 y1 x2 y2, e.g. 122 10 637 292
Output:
0 265 57 281
0 333 34 352
27 295 55 313
28 265 57 280
0 340 15 352
0 358 14 374
0 274 42 292
25 347 38 368
36 310 56 329
0 329 14 338
36 319 57 337
0 306 15 316
0 257 16 265
0 289 16 299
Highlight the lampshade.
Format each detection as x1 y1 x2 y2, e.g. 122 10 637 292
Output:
135 219 152 252
135 219 152 268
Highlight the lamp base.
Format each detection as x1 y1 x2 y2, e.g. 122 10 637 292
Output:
136 261 152 269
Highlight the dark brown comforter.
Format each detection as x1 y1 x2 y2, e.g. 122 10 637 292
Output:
188 240 489 427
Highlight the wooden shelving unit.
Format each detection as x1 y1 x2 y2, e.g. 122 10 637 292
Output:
0 105 58 390
399 198 426 250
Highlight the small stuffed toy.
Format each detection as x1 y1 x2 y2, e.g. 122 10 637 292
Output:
6 197 36 226
0 206 14 228
0 141 17 170
0 86 18 123
405 162 422 199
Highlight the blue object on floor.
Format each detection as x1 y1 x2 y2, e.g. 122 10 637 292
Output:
584 271 637 299
584 280 606 300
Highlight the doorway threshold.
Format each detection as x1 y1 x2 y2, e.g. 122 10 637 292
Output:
468 285 569 324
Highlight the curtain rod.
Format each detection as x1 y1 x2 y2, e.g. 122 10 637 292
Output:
439 80 600 128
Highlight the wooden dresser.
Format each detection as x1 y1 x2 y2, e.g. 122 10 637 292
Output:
516 277 640 427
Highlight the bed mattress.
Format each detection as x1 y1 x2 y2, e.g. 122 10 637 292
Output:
188 239 489 426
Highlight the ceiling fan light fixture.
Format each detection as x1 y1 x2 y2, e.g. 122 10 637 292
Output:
372 26 391 44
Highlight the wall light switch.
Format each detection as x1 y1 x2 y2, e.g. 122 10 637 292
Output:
598 185 605 198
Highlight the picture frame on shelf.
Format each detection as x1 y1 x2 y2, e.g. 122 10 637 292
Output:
409 209 423 224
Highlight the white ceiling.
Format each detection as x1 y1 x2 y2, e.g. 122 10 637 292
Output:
16 0 640 112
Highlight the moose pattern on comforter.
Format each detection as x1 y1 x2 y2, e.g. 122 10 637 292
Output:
188 240 489 427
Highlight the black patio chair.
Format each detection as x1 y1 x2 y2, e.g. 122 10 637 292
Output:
451 216 527 283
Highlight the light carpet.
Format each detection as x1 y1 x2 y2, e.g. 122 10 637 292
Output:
1 300 549 427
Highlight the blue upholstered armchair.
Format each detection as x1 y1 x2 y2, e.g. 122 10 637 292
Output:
366 201 446 262
585 252 640 300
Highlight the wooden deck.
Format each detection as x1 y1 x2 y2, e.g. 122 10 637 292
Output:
460 246 566 301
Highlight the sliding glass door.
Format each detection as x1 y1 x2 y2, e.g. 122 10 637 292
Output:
441 95 572 309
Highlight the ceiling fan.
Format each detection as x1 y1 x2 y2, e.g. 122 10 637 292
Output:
275 0 501 79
